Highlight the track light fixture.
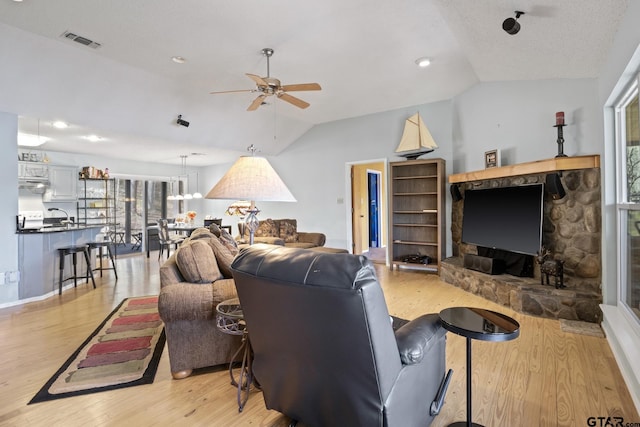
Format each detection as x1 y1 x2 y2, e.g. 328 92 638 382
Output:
176 114 190 127
503 11 525 35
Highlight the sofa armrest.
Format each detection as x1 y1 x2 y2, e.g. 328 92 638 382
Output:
297 232 326 247
252 236 285 246
395 313 445 365
159 254 183 288
158 278 237 323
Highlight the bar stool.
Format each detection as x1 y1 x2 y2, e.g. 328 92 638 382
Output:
87 241 118 280
57 245 96 295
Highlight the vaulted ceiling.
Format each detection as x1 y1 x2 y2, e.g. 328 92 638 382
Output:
0 0 628 165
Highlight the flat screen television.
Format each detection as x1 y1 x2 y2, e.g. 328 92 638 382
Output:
461 184 544 256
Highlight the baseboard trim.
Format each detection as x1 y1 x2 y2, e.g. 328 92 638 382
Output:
600 304 640 415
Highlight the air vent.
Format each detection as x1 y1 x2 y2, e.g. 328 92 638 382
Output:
60 31 102 49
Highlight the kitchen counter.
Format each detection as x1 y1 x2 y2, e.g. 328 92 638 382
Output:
16 224 104 234
17 226 103 299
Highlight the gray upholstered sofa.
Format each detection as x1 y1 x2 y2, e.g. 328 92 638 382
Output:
237 218 326 249
158 226 242 379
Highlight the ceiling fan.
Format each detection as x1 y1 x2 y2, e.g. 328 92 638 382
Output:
210 48 321 111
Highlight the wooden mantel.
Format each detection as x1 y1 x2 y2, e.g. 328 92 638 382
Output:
448 155 600 183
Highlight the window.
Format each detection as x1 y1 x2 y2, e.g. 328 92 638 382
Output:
615 75 640 323
146 181 166 226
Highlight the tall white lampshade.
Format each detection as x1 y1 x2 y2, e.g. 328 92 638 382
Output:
205 147 296 244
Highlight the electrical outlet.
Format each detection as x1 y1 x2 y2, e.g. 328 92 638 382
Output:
9 271 19 283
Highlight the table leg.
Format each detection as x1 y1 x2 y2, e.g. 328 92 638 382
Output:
449 336 483 427
228 333 257 413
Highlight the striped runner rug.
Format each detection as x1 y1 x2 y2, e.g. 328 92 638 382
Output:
29 296 165 403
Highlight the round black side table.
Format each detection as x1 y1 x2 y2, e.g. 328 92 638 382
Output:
438 307 520 427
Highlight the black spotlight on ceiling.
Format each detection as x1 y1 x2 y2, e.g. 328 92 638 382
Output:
176 114 190 127
503 10 525 35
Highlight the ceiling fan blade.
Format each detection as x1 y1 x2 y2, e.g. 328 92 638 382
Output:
278 93 310 109
247 94 267 111
281 83 322 92
246 73 269 86
210 89 254 94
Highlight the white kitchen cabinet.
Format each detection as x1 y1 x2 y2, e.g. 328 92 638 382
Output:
44 165 78 202
18 161 49 181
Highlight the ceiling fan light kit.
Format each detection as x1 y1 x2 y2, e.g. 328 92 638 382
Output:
210 48 321 111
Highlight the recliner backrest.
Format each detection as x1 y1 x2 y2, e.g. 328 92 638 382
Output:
231 244 404 426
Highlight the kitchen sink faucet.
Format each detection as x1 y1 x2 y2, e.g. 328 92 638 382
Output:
47 207 73 226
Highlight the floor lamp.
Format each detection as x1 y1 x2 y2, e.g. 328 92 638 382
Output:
205 146 296 245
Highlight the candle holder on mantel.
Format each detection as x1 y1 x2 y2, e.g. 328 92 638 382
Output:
554 124 568 158
554 111 568 158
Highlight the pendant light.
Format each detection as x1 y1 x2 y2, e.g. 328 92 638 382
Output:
167 178 176 201
192 170 203 199
167 155 195 200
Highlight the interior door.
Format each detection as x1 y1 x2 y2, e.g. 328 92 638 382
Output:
350 162 387 256
351 165 368 254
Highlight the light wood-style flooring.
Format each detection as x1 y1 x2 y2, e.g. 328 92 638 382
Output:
0 252 637 426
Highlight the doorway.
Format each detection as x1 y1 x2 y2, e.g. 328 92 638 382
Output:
349 160 387 264
368 171 382 248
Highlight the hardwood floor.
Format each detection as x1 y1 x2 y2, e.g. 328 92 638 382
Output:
0 252 637 426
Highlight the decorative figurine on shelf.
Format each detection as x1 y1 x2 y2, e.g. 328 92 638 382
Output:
536 247 565 289
554 111 568 158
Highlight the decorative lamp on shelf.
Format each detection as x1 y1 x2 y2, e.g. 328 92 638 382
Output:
206 145 296 244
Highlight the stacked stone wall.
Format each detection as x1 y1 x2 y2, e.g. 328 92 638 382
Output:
450 168 601 292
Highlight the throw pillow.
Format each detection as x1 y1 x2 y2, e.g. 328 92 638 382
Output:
190 228 214 240
208 223 221 237
279 219 298 243
175 240 223 283
206 236 237 278
218 228 239 255
255 218 278 238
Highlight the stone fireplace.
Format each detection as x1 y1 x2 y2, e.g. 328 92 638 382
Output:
440 155 602 323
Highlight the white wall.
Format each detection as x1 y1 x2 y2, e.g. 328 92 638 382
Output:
257 101 454 250
451 79 601 174
0 112 19 303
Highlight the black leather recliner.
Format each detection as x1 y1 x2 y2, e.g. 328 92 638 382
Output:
231 244 452 427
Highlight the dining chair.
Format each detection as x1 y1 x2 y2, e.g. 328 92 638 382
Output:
158 219 185 260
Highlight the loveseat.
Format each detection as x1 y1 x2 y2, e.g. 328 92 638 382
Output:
237 218 326 249
158 226 242 379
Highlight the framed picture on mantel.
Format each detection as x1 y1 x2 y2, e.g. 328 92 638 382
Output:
484 149 501 168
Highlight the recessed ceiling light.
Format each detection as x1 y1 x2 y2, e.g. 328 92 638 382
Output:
52 121 68 129
415 57 432 68
85 135 102 142
12 0 24 3
171 56 186 64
